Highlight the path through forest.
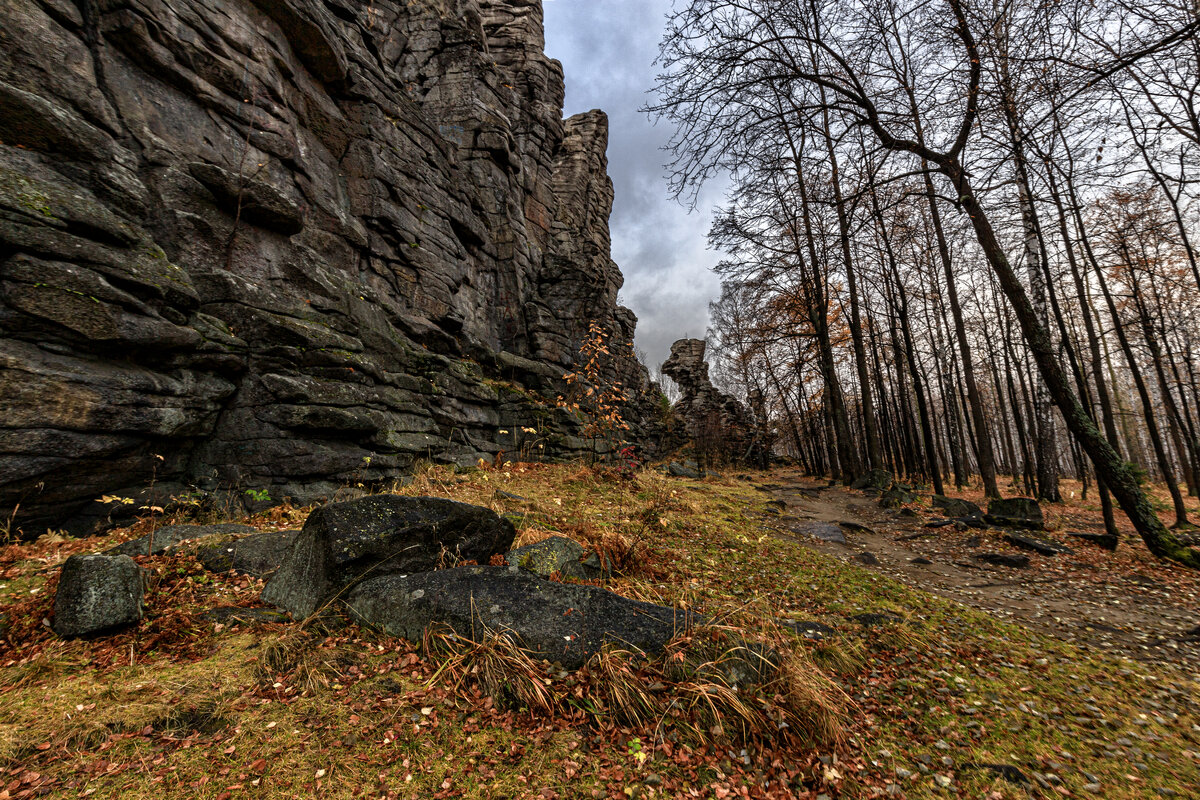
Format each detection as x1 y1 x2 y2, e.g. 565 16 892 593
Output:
758 475 1200 670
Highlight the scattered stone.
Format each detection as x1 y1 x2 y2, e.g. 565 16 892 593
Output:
933 775 952 788
107 524 257 557
52 554 146 638
505 536 609 580
964 535 983 548
204 606 291 626
1067 531 1119 551
780 619 837 640
974 553 1031 569
850 611 903 627
667 462 702 479
853 552 880 566
839 521 875 533
1004 532 1073 556
195 530 300 578
880 487 918 509
932 495 982 518
911 557 933 565
850 469 894 494
985 498 1044 530
765 499 787 510
793 522 847 545
962 763 1030 786
262 495 516 619
494 490 528 502
347 566 697 669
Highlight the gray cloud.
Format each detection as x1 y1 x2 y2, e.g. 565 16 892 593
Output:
543 0 724 371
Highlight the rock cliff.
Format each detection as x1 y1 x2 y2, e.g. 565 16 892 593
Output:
661 339 765 466
0 0 660 536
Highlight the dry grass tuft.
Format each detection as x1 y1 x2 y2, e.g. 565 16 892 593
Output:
581 647 657 726
255 630 342 693
425 625 557 714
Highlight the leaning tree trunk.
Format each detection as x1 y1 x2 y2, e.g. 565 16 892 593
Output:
947 166 1199 566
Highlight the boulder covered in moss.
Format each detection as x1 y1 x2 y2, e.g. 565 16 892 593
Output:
347 566 695 669
53 554 146 638
262 495 515 619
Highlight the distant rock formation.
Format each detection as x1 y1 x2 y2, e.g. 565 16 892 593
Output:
0 0 661 536
661 339 765 466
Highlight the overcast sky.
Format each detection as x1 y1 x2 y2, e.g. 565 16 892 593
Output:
542 0 724 372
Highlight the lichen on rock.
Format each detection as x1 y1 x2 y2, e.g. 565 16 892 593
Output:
0 0 664 537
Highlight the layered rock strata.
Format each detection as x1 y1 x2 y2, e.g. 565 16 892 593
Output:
661 339 765 466
0 0 660 536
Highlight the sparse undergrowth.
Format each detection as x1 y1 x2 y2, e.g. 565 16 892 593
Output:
0 464 1196 798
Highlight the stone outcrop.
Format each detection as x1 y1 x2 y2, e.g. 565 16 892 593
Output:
0 0 662 537
661 339 765 466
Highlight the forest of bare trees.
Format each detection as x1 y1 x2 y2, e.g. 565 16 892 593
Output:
648 0 1200 566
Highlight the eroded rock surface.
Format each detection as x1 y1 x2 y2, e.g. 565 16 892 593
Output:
262 494 515 618
347 565 695 668
661 339 765 466
52 553 146 637
0 0 662 537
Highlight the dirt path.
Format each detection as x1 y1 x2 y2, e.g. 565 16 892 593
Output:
757 475 1200 669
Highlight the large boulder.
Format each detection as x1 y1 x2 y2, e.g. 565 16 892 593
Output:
346 566 695 669
851 469 894 494
986 498 1044 530
52 554 146 638
667 462 702 479
262 496 516 619
107 524 257 557
880 487 918 509
505 536 609 580
932 495 982 519
196 530 301 578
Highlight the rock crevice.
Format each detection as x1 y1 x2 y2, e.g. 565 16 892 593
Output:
0 0 659 535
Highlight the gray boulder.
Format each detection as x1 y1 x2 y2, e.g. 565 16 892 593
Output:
107 523 257 557
346 566 695 669
505 536 609 580
932 495 982 519
792 521 847 544
1003 532 1073 556
974 553 1031 569
262 495 516 619
880 487 918 509
985 498 1044 530
667 462 702 479
850 469 894 493
52 554 146 637
196 530 301 577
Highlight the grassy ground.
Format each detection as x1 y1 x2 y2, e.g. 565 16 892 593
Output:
0 463 1196 798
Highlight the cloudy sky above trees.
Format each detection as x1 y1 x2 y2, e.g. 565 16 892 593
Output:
542 0 724 372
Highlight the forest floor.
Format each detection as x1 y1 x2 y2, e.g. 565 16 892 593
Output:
759 476 1200 669
0 464 1197 800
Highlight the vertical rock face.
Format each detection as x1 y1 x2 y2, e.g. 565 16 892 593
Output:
0 0 658 536
661 339 764 466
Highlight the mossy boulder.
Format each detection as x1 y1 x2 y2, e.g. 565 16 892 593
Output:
880 487 918 509
931 495 983 519
506 536 609 580
985 498 1044 530
347 566 696 669
52 554 146 638
262 495 516 619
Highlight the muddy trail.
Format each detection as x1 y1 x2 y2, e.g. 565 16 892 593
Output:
754 473 1200 670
